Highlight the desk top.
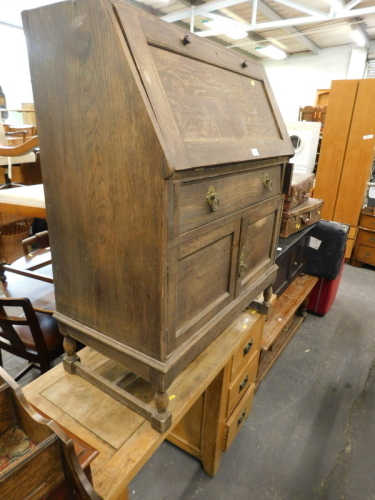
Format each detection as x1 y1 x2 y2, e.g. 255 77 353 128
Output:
23 308 261 500
0 184 46 219
1 267 55 313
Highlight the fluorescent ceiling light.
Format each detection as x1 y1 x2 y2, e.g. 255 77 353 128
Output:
351 27 367 47
255 44 287 60
202 19 248 40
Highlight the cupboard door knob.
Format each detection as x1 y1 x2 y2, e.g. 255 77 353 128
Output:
243 339 254 356
237 408 247 427
263 173 273 192
238 251 247 277
182 34 192 45
206 185 220 212
239 374 249 393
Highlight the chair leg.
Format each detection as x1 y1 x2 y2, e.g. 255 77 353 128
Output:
14 362 34 382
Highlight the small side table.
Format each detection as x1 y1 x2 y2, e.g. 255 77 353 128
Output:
351 207 375 268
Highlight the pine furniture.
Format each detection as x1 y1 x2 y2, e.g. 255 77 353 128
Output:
314 79 375 259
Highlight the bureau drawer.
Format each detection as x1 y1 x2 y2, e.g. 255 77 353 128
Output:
359 214 375 231
356 245 375 266
358 229 375 248
179 165 281 233
227 351 259 417
230 314 263 380
223 383 255 451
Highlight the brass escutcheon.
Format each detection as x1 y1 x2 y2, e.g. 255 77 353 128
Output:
206 185 220 212
238 251 247 277
263 173 273 192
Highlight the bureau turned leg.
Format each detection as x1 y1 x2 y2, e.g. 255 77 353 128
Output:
63 335 80 373
152 390 172 434
263 284 273 308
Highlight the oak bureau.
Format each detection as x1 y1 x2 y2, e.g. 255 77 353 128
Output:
23 0 294 431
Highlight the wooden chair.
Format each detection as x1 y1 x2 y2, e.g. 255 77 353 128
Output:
0 366 102 500
0 122 38 187
0 296 64 381
22 230 49 256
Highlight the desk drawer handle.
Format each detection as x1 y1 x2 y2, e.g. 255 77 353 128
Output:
237 408 247 427
364 252 372 258
239 374 249 393
206 185 220 212
263 173 273 192
369 237 375 242
243 339 254 356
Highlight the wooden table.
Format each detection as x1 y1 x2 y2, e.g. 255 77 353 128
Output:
0 184 46 219
23 308 263 500
1 249 55 313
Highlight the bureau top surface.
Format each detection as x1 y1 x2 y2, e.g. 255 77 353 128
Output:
23 0 294 175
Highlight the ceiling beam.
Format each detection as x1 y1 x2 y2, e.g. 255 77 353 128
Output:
266 0 326 17
195 6 375 33
256 1 320 54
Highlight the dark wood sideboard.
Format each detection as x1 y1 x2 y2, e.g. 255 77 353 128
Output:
22 0 293 431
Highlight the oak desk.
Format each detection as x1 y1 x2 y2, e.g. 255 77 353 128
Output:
0 184 46 219
23 308 263 500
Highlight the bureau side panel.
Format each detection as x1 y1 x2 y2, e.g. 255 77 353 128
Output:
23 0 167 359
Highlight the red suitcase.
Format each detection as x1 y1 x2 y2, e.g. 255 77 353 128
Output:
283 172 315 211
307 259 345 315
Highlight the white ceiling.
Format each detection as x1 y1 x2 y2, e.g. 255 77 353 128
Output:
1 0 374 58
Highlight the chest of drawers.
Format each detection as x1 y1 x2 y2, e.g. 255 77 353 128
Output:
23 0 293 429
351 207 375 267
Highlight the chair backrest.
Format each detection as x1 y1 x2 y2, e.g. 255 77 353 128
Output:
0 366 102 500
0 122 7 146
22 230 50 255
0 297 49 359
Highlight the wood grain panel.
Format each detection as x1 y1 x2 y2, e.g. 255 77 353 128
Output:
0 386 16 434
174 221 240 346
314 80 358 220
334 81 375 226
23 0 167 359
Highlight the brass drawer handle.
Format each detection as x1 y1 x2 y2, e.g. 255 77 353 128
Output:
263 173 273 192
239 374 249 393
369 237 375 242
237 408 247 427
238 251 247 277
364 252 372 258
243 339 254 356
206 185 219 212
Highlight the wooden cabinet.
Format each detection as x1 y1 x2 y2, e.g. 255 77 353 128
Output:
273 225 315 297
314 80 375 259
351 207 375 267
23 0 293 429
168 310 264 473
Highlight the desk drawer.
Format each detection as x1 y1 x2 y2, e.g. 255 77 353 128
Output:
358 229 375 249
359 214 375 231
227 351 258 417
230 315 263 380
223 383 255 451
179 165 281 233
356 244 375 266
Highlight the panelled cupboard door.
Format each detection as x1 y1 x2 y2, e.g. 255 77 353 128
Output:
236 197 281 297
168 221 241 352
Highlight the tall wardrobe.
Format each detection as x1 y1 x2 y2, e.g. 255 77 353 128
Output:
314 79 375 258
